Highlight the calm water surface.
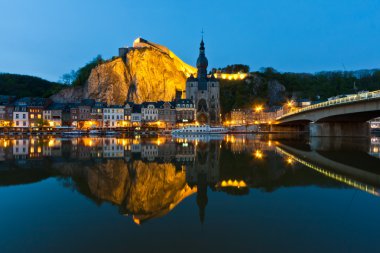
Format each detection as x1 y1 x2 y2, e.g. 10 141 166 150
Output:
1 134 380 253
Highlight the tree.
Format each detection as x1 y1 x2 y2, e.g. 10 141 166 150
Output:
59 70 77 85
59 55 104 87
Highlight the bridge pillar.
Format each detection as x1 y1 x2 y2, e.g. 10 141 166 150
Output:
309 122 370 137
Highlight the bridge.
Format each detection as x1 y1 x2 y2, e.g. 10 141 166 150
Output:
275 90 380 136
275 138 380 196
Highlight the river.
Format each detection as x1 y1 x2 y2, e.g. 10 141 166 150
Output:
0 134 380 253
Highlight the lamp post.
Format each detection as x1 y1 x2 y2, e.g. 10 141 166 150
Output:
286 100 294 113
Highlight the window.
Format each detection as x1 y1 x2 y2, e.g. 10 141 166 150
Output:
16 113 19 119
23 114 26 119
31 114 34 119
16 121 19 126
23 122 26 126
38 114 41 119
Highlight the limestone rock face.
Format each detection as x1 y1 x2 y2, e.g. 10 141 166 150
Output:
85 58 130 105
50 85 84 103
267 79 286 106
52 38 197 104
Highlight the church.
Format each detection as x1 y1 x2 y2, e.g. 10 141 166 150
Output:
186 39 220 124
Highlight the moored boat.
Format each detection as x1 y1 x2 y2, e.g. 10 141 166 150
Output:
89 129 102 136
62 130 86 137
105 130 119 136
172 125 228 135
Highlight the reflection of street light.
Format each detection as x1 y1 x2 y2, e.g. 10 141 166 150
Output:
254 150 263 159
286 157 294 165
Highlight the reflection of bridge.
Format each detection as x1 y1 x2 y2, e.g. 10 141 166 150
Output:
276 139 380 196
275 90 380 136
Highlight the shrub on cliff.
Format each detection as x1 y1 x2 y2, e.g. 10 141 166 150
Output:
60 55 104 87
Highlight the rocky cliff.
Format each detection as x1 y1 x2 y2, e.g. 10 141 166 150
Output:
51 38 197 104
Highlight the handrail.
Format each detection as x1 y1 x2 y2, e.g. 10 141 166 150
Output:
277 90 380 120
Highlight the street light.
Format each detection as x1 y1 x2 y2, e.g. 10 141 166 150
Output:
287 100 294 108
254 105 263 113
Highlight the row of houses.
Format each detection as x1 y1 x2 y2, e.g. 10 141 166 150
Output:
0 138 196 162
0 95 196 129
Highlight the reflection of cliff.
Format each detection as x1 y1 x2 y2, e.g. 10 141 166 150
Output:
123 161 196 223
55 159 196 224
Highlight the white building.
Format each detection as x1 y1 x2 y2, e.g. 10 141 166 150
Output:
141 102 159 122
103 106 124 128
13 104 29 128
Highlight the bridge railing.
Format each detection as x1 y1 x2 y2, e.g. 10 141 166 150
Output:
277 90 380 120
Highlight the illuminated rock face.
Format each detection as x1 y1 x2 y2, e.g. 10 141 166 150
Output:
56 160 195 224
52 39 197 104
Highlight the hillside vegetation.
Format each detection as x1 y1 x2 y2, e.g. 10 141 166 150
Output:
220 68 380 114
0 73 64 98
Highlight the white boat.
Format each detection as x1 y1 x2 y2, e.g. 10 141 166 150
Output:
172 125 228 135
105 131 119 136
89 130 102 135
62 130 86 136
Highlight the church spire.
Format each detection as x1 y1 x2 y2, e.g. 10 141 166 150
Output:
196 36 208 80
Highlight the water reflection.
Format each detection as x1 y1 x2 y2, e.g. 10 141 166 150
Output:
0 135 380 224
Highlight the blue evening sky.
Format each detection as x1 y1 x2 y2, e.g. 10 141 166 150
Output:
0 0 379 81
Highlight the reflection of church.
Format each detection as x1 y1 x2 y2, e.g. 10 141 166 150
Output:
186 39 220 125
186 141 221 223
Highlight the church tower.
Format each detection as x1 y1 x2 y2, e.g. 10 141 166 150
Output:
186 38 220 125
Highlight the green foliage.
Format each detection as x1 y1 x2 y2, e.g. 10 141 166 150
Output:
61 55 103 87
257 67 380 100
220 79 256 114
220 67 380 114
0 73 64 98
